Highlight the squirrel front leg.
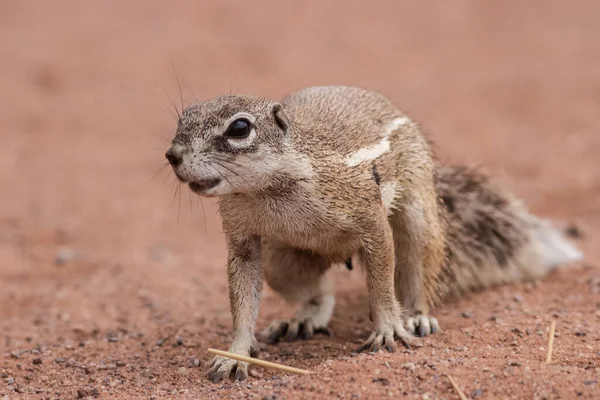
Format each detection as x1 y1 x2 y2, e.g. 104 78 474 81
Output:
356 208 412 353
208 234 262 382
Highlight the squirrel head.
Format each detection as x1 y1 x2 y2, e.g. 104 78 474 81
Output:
165 95 291 197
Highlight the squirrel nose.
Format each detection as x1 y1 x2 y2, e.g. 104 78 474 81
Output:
165 144 186 167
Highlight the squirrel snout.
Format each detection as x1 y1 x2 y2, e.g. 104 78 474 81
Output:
165 144 187 167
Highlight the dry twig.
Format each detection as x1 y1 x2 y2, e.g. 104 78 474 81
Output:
447 375 468 400
545 320 556 364
207 348 312 375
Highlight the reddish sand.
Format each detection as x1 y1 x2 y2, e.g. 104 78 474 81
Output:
1 1 599 399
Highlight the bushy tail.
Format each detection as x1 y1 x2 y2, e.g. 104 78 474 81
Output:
435 165 583 297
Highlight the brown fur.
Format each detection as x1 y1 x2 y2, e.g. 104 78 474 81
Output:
436 165 549 298
164 86 581 382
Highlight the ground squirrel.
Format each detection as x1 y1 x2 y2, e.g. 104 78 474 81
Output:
164 86 582 382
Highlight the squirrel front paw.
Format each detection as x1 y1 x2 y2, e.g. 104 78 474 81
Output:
208 356 249 382
207 341 260 383
355 322 412 353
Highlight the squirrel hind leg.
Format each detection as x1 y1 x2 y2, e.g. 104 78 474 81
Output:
261 240 335 343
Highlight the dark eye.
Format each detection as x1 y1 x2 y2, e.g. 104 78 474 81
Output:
224 118 252 139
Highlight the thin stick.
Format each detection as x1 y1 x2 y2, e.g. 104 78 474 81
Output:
207 348 312 375
545 320 556 364
447 375 468 400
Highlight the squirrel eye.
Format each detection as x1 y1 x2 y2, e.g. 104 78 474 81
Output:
224 118 252 139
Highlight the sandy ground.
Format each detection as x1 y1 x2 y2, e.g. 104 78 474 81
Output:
1 1 599 399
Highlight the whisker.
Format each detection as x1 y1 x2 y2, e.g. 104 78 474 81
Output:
156 102 178 122
150 163 170 183
148 129 171 144
215 156 288 189
198 195 207 235
228 63 232 96
155 81 181 120
162 169 175 188
216 162 257 191
171 180 179 206
177 182 182 227
216 155 279 175
188 185 193 215
169 54 186 112
180 74 199 104
207 164 237 193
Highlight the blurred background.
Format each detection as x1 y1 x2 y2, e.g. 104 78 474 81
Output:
1 1 598 398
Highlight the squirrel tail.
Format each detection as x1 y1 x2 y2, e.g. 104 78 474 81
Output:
435 165 583 298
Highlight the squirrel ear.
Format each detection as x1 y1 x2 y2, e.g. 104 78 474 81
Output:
272 103 289 134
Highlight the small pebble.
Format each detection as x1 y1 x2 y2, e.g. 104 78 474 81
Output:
7 376 15 385
403 362 415 370
33 357 42 365
511 328 524 338
54 248 78 265
193 358 200 367
461 311 473 319
564 224 583 239
116 360 126 367
372 377 390 386
513 294 524 303
177 367 188 376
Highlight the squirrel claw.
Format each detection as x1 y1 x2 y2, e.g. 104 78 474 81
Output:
356 324 412 353
262 318 332 344
405 315 439 337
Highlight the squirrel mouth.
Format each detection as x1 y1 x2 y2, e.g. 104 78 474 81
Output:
188 178 221 193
